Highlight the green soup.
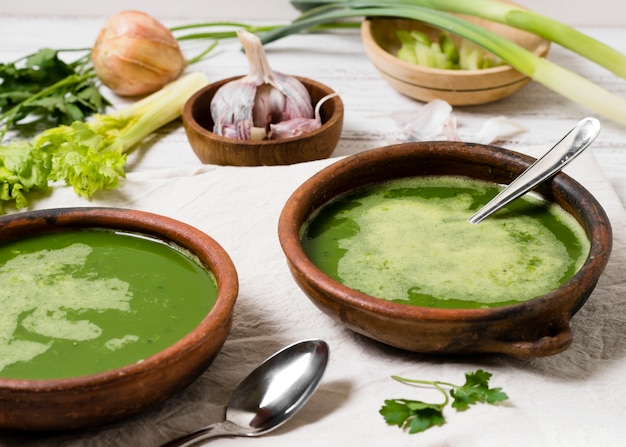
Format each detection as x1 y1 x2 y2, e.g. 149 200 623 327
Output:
301 176 590 309
0 229 217 380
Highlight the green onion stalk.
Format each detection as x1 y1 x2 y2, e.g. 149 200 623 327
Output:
260 0 626 126
171 20 358 47
289 0 626 79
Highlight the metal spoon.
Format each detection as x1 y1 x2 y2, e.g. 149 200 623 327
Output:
467 117 601 224
161 339 329 446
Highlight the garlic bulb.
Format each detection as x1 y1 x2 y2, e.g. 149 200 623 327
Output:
211 30 315 140
92 10 186 97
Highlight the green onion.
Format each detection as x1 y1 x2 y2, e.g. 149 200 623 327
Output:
261 1 626 126
289 0 626 79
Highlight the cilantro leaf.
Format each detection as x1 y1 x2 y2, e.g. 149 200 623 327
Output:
382 369 509 435
450 369 509 411
380 399 412 427
380 399 445 434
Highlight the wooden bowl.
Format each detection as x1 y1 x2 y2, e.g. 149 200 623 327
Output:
0 208 238 431
182 75 344 166
278 142 612 357
361 13 551 105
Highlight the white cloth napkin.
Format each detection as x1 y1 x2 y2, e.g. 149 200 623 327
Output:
1 149 625 447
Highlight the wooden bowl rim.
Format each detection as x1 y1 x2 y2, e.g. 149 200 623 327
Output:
278 142 612 323
0 207 238 391
182 75 344 147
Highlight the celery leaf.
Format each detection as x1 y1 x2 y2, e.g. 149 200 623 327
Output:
35 121 126 198
0 140 51 211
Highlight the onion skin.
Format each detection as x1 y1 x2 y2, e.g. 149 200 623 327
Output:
92 10 186 97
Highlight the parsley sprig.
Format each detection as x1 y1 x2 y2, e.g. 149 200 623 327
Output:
0 48 110 139
380 369 509 435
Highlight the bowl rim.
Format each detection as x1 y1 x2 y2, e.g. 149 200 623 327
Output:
278 142 612 322
182 75 344 146
0 207 238 391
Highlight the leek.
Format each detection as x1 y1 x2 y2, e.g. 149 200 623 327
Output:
260 1 626 126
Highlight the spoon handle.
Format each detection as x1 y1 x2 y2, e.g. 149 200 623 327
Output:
467 117 601 224
160 421 242 446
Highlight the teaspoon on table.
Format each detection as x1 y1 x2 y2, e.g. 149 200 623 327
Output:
467 117 601 224
161 339 329 447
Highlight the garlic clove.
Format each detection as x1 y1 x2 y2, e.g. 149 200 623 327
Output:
269 92 338 140
92 10 186 97
269 117 321 139
274 72 314 121
253 84 287 127
211 81 257 140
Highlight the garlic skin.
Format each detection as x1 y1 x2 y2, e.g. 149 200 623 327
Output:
392 99 526 144
211 30 314 140
473 116 527 144
92 10 186 97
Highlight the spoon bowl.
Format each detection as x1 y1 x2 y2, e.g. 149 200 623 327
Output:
468 117 601 223
162 339 329 446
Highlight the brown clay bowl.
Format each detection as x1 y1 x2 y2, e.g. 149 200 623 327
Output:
361 9 551 105
182 75 344 166
0 207 238 431
278 142 612 357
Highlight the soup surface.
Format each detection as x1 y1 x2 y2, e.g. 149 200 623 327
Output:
301 176 589 308
0 229 217 380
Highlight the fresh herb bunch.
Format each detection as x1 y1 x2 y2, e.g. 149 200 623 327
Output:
380 369 509 434
0 72 208 213
0 48 110 139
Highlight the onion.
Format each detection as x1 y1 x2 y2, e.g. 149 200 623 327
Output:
92 10 186 97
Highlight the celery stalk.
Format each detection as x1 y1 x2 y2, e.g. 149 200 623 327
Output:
102 72 209 153
262 3 626 126
43 71 208 197
0 71 209 210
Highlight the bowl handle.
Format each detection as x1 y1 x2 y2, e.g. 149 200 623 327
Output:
487 328 573 357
